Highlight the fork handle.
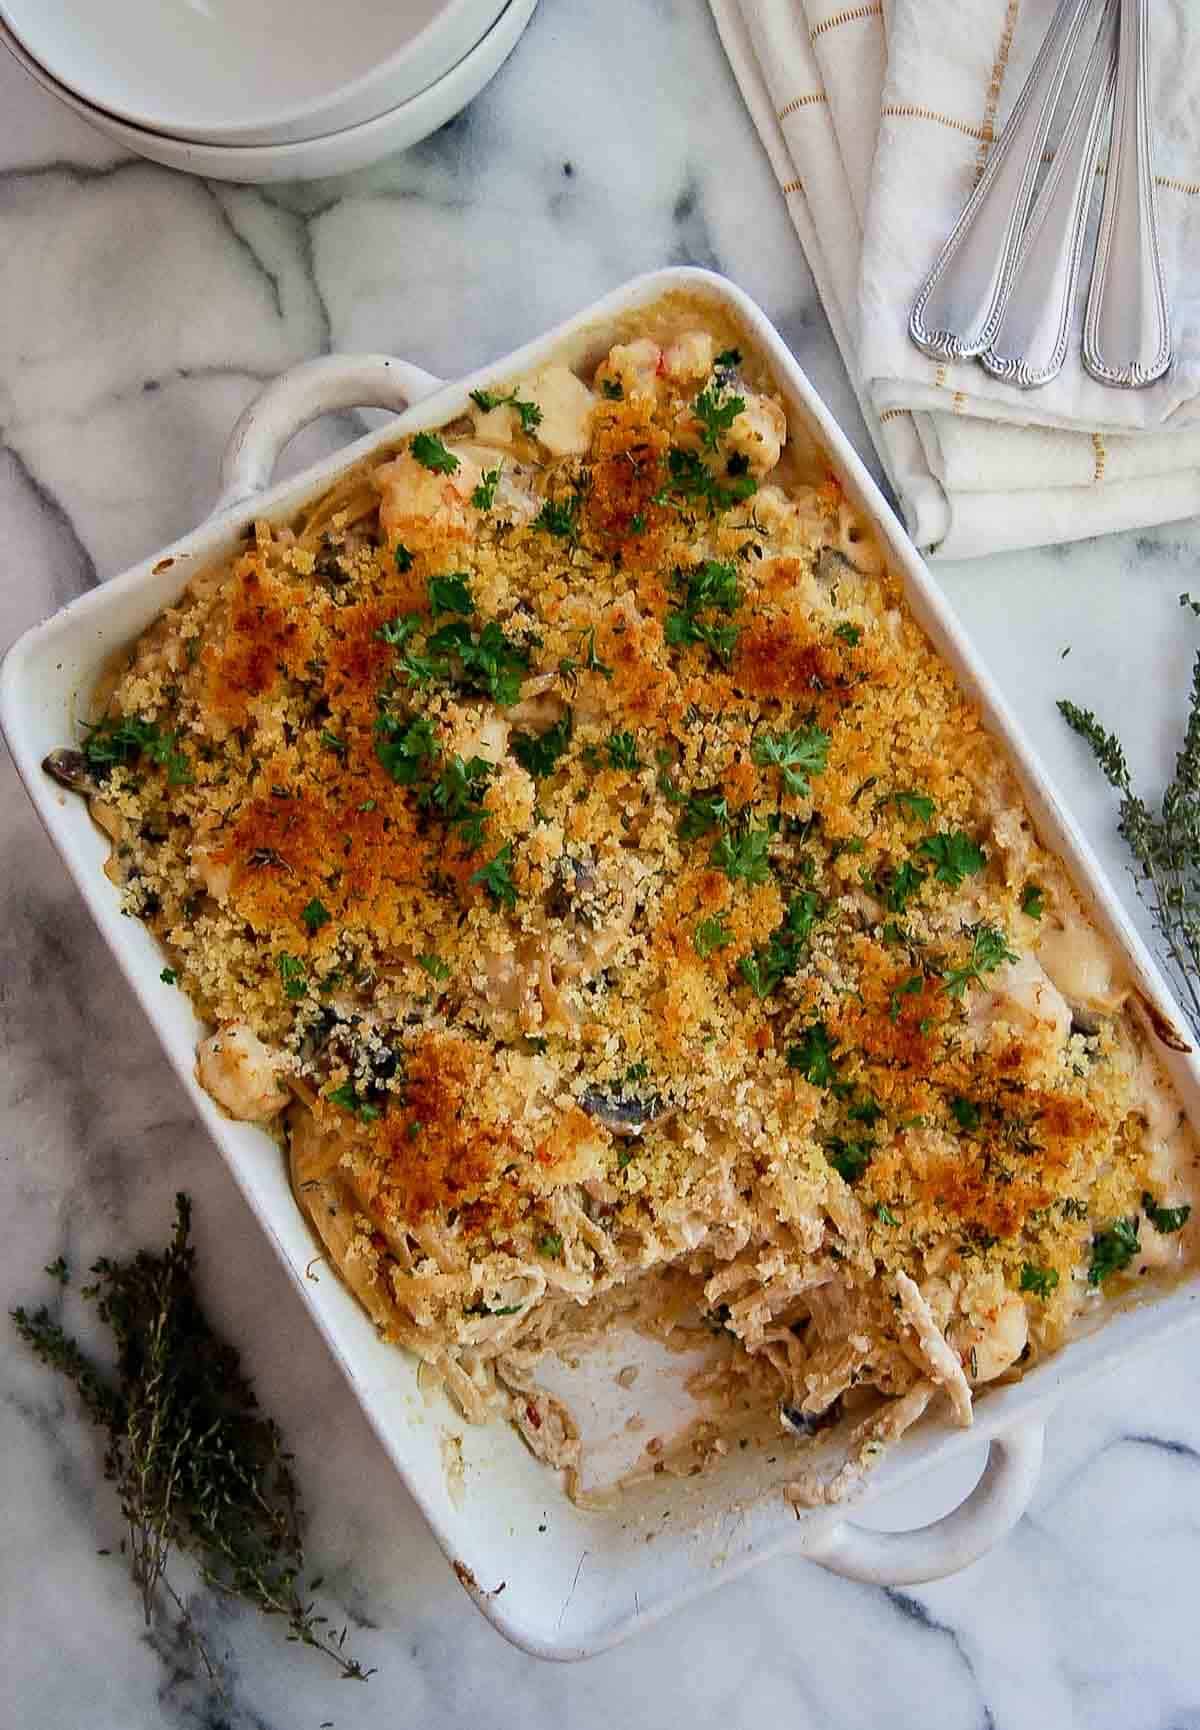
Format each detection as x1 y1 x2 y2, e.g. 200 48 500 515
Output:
981 0 1118 388
908 0 1103 363
1082 0 1172 387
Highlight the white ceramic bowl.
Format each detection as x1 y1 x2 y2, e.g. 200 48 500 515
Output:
0 0 536 184
0 0 511 145
5 269 1200 1657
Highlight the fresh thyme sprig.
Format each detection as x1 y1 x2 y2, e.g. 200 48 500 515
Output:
1059 610 1200 1034
11 1196 373 1684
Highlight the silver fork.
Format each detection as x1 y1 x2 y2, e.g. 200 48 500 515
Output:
1082 0 1172 387
908 0 1104 363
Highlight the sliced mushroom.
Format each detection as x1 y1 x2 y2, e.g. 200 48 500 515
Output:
43 749 102 795
580 1083 668 1138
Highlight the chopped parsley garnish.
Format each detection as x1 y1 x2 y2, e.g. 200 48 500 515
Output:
512 709 573 779
159 967 177 985
276 953 307 1000
678 789 731 842
1143 1192 1192 1234
826 1139 872 1184
695 916 733 958
394 543 414 573
751 725 831 797
876 860 927 913
1021 883 1045 920
942 924 1017 997
470 842 518 909
538 1233 564 1258
427 572 474 616
418 953 451 982
392 615 527 706
949 1096 981 1131
375 713 437 784
660 445 757 514
739 891 821 997
424 754 495 851
711 825 772 885
1088 1217 1140 1285
606 730 640 771
919 830 987 887
534 495 580 539
876 1203 900 1227
82 715 192 785
327 1082 381 1122
786 1021 838 1086
301 897 331 934
376 610 423 649
471 465 502 512
693 377 745 451
600 378 624 400
319 729 347 757
886 789 936 823
714 347 742 369
833 621 862 647
889 973 924 1022
665 559 743 666
410 432 459 474
469 387 543 435
848 1097 884 1127
1020 1263 1059 1298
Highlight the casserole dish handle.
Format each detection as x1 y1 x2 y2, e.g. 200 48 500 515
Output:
798 1420 1046 1585
213 353 446 515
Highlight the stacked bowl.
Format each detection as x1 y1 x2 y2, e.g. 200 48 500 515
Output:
0 0 538 181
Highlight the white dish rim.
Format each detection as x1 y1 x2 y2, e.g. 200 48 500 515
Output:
0 0 511 145
4 267 1200 1657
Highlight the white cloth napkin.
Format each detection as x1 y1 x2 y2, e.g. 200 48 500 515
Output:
709 0 1200 559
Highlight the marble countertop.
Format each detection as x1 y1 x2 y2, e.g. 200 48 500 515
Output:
4 3 1200 1724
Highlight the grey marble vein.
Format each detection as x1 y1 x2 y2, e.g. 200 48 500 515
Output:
3 1 1200 1725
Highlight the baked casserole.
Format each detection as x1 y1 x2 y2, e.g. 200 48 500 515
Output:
47 298 1199 1507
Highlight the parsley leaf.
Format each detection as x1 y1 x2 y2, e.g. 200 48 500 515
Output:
538 1232 564 1257
600 378 624 400
301 897 331 935
949 1096 980 1131
887 789 936 823
826 1139 872 1184
417 953 451 982
919 830 987 887
889 973 924 1022
423 754 495 850
695 916 733 958
711 825 772 884
1020 1263 1059 1298
607 730 640 771
511 710 573 779
786 1022 838 1086
470 842 518 908
410 432 459 474
714 347 742 369
739 892 821 997
876 1203 900 1227
469 387 543 435
942 924 1017 998
1089 1217 1140 1285
394 543 414 573
276 953 307 1000
534 496 580 539
833 621 862 647
160 967 177 985
327 1082 381 1122
471 466 502 512
424 616 530 706
665 560 743 666
693 381 745 451
1143 1191 1192 1234
752 725 831 797
427 572 474 616
876 859 927 913
82 715 192 786
375 713 437 784
678 789 731 842
661 446 757 514
1021 883 1045 920
376 611 423 649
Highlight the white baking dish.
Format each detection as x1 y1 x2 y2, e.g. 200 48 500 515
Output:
4 269 1199 1659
